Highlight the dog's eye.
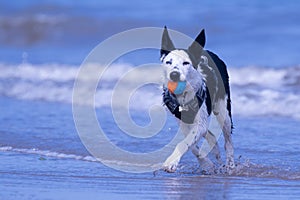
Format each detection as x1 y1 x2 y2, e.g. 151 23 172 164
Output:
166 61 172 65
183 61 190 65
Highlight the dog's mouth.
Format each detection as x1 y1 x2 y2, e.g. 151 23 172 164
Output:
167 80 186 95
167 71 187 95
169 71 180 82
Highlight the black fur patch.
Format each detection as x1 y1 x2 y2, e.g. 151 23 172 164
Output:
160 26 175 59
203 50 233 131
160 27 233 131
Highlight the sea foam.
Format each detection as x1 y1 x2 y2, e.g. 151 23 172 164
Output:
0 63 299 119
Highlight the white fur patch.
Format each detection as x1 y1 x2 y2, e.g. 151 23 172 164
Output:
162 50 192 82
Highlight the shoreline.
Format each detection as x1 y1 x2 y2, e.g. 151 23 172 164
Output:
1 151 300 200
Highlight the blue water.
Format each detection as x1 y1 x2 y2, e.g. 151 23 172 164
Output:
0 0 299 66
1 0 300 199
1 96 300 199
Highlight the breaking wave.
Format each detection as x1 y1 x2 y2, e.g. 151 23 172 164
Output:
0 63 300 119
2 145 299 180
0 145 97 162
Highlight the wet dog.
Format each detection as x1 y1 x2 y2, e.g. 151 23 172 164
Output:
161 27 235 173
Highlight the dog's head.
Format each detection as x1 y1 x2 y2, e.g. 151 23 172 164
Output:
160 26 206 94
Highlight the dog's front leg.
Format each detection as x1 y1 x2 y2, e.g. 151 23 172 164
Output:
162 124 202 173
162 139 189 173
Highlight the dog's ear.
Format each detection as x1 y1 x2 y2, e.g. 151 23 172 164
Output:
195 29 206 48
161 26 175 59
188 29 206 67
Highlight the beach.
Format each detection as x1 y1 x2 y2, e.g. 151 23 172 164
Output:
1 97 300 199
1 0 300 199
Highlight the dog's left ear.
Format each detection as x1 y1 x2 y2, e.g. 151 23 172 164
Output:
188 29 206 65
189 29 206 50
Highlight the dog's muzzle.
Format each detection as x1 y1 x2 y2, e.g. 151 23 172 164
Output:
170 71 180 82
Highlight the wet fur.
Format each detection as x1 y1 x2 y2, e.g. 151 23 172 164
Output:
161 27 235 173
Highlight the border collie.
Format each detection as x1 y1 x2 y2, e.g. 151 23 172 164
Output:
161 26 235 174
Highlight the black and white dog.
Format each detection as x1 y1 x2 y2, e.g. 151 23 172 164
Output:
161 27 235 173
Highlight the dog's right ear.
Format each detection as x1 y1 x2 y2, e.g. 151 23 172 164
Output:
161 26 175 60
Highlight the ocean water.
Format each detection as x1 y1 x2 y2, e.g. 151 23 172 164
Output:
1 0 299 66
1 0 300 199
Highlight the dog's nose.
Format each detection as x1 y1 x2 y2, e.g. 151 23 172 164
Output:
170 71 180 82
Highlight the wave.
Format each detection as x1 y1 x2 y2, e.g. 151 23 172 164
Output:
0 13 105 46
0 145 160 171
0 63 300 119
1 145 299 180
229 66 300 119
0 146 97 162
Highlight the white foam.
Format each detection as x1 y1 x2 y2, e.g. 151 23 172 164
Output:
0 63 78 82
228 66 300 119
0 146 97 162
229 66 287 88
0 146 161 170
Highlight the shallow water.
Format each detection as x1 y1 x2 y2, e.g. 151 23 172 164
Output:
1 97 300 199
1 152 300 200
1 0 300 199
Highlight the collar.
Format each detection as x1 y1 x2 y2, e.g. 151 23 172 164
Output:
178 82 206 113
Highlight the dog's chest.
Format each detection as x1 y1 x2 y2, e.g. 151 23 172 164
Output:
176 86 195 106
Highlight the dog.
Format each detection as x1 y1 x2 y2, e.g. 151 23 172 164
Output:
161 26 235 174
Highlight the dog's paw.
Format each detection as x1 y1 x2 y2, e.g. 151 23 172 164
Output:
162 160 179 173
162 165 177 173
226 158 235 175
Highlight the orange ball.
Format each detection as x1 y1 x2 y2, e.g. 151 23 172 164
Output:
167 81 187 94
167 81 178 94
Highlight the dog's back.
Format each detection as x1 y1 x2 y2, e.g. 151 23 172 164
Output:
199 50 232 130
